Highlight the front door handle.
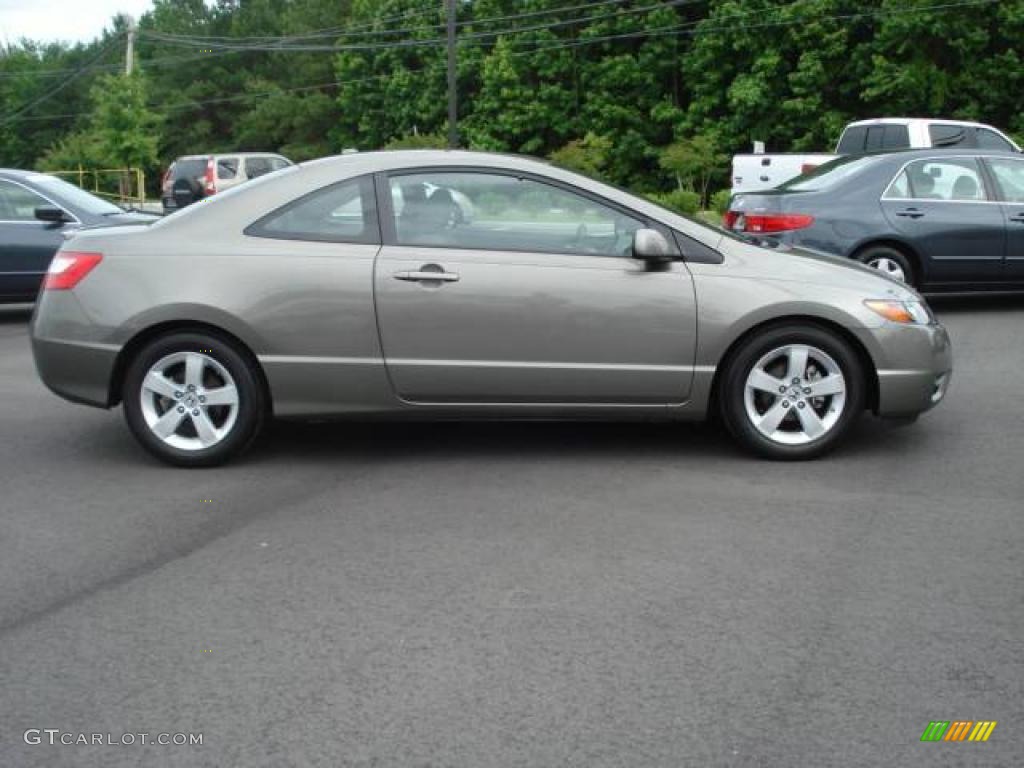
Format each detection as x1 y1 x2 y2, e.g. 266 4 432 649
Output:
1009 213 1024 223
895 208 925 219
393 266 460 283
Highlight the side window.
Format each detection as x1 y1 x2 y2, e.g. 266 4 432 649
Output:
928 123 973 148
0 180 48 221
245 158 272 179
882 124 910 149
986 158 1024 203
217 158 239 180
904 158 988 201
387 171 644 257
245 174 379 244
975 128 1015 152
883 170 911 199
269 157 290 171
864 126 885 152
836 126 867 154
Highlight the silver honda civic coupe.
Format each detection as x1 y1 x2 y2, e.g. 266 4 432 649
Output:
30 150 951 466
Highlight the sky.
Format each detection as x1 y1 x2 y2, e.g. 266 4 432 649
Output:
0 0 153 45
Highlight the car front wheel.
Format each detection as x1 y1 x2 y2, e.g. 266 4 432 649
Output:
123 332 265 467
720 325 865 460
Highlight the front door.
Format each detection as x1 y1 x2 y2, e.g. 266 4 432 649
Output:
880 157 1005 285
373 170 697 405
0 179 68 301
984 156 1024 283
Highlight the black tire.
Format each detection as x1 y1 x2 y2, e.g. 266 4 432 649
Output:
856 245 916 287
719 324 866 460
123 332 265 467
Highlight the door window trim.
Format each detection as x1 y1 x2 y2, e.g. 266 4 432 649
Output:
981 156 1024 203
244 172 381 244
375 166 686 260
0 177 82 225
880 155 1001 204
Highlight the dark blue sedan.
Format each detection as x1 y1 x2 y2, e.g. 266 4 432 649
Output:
725 149 1024 291
0 170 156 303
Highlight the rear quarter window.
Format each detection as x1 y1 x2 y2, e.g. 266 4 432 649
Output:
173 158 207 180
928 124 974 148
881 124 910 149
836 126 867 154
975 128 1015 151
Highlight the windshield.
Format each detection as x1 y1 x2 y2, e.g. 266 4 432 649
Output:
171 158 208 181
25 174 125 216
777 155 879 192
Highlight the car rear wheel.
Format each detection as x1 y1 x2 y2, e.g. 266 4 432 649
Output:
720 325 865 460
857 245 915 286
123 332 265 467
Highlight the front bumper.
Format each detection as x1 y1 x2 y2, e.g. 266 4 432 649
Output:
858 321 952 417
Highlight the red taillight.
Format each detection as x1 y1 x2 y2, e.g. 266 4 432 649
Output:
800 163 820 175
723 211 739 229
42 251 103 291
736 213 815 234
204 158 216 195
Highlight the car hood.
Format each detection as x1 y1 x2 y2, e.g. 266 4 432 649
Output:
714 233 920 302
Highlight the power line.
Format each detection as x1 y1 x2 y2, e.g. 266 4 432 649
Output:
0 0 634 81
0 35 124 125
136 0 705 52
143 4 445 44
4 72 396 124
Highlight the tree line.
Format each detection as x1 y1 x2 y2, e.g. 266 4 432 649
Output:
1 0 1021 209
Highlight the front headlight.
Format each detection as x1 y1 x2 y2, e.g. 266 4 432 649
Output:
864 299 933 325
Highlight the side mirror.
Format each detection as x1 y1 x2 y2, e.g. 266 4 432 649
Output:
632 228 678 262
34 205 72 224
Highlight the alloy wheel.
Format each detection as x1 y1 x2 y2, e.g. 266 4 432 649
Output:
867 256 907 282
742 344 847 446
139 351 239 451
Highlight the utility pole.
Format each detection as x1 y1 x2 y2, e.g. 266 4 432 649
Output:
446 0 457 148
125 15 137 75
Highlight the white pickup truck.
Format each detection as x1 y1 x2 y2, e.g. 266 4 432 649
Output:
730 117 1020 194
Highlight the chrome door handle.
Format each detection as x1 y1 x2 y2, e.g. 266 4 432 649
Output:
895 208 924 219
1009 213 1024 223
393 269 460 283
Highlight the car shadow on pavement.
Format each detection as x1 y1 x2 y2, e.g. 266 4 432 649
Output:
0 305 33 324
67 405 918 468
241 416 902 465
253 419 737 464
928 294 1024 314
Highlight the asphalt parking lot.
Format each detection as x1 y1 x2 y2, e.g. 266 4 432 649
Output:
0 299 1022 768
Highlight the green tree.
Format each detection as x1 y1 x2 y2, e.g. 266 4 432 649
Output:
88 72 162 171
548 132 612 178
37 131 105 172
384 131 449 149
658 134 728 207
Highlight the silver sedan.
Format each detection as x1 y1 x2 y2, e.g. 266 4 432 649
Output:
30 150 952 466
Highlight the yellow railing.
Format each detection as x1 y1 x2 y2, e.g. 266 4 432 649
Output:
47 167 147 207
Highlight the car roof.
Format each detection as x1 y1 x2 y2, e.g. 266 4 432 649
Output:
294 149 554 174
0 168 44 180
845 117 996 128
173 152 288 160
823 148 1020 170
